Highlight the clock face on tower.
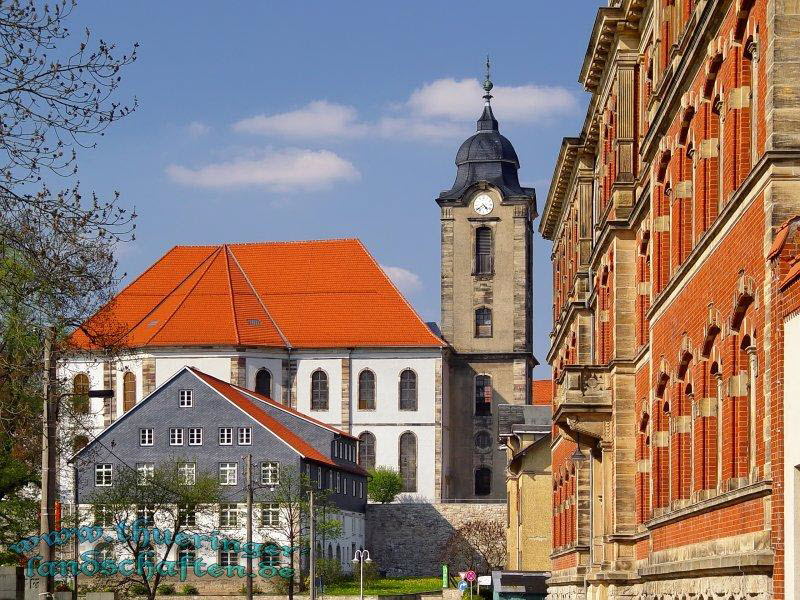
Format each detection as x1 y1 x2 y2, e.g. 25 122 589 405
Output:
473 193 494 215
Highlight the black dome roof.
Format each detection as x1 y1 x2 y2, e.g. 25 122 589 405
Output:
438 103 533 202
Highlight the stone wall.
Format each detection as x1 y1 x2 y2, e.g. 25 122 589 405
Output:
366 502 507 576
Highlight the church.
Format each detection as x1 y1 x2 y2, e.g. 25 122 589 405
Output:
64 77 538 503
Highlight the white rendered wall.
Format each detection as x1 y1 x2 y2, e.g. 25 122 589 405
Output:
785 313 800 598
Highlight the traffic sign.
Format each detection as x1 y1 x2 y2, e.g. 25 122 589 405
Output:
458 581 469 591
465 570 477 582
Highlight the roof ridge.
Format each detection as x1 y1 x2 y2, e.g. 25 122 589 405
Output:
222 245 241 346
355 239 445 347
231 381 358 440
144 247 224 344
171 238 361 249
226 245 291 349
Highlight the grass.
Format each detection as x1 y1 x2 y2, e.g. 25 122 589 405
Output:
322 576 442 596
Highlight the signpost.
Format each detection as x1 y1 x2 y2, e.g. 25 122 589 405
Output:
463 571 476 600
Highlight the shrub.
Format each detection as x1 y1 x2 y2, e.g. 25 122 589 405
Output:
180 584 199 596
238 584 263 595
127 583 148 596
358 558 380 582
55 583 71 592
316 557 345 584
367 467 404 503
156 584 176 595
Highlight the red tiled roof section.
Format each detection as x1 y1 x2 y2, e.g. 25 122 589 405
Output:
531 379 552 406
190 368 366 475
71 239 443 350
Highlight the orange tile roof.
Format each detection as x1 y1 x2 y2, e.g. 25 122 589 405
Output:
531 378 552 406
71 239 443 350
190 367 366 475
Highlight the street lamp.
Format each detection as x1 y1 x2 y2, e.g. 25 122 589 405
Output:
351 549 372 600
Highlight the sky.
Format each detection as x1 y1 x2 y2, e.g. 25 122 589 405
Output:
69 1 604 377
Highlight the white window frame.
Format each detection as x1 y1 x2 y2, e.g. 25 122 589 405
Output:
336 471 341 493
219 427 233 445
219 504 239 528
188 427 203 446
261 461 280 486
219 549 239 566
170 428 184 446
136 463 155 486
178 462 196 485
139 428 153 446
261 503 280 527
95 463 113 486
219 462 238 486
317 466 323 490
238 427 252 446
179 389 193 407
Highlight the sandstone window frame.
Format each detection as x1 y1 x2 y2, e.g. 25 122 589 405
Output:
474 225 494 276
398 431 417 493
73 372 90 415
123 371 136 412
475 306 493 338
474 374 492 417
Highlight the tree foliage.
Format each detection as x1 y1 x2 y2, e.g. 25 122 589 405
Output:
87 463 221 600
439 518 507 574
0 0 137 562
366 467 403 503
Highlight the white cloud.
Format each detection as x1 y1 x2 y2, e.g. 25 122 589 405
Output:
165 148 360 192
406 78 578 122
380 264 423 295
232 101 367 139
375 117 468 142
186 121 210 137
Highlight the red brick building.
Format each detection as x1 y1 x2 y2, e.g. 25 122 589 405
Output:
539 1 800 598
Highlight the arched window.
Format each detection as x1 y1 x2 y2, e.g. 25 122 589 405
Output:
475 467 492 496
311 370 328 411
72 373 90 414
475 375 492 416
255 368 272 397
327 544 332 560
475 227 492 274
335 545 341 563
123 372 136 412
475 307 492 338
358 370 375 410
398 432 417 492
358 432 376 471
398 369 417 411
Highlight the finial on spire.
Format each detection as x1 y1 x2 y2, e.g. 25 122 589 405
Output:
482 54 493 105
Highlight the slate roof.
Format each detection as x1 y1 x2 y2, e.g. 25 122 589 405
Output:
71 239 444 350
438 103 536 203
189 367 367 476
498 403 552 437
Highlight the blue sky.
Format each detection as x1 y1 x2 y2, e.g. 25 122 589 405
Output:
71 1 603 376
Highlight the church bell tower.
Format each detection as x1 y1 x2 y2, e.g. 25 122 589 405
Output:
438 61 537 500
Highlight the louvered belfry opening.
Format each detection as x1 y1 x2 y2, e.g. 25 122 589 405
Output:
475 227 492 274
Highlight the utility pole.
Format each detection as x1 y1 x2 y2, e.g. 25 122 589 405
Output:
308 490 315 600
245 454 254 600
39 326 57 596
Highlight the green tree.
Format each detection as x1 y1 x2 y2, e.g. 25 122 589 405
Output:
87 463 221 600
367 467 403 503
257 465 341 600
0 0 137 562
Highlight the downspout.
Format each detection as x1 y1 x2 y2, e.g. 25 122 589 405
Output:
287 346 293 408
72 461 78 600
348 348 354 434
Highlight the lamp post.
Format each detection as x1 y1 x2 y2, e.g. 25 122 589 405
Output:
351 550 372 600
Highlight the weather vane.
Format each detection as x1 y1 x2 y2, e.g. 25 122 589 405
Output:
483 54 493 104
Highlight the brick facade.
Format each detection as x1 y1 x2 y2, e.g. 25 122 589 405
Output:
539 1 800 598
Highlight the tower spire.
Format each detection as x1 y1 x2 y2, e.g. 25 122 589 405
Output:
483 54 493 105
